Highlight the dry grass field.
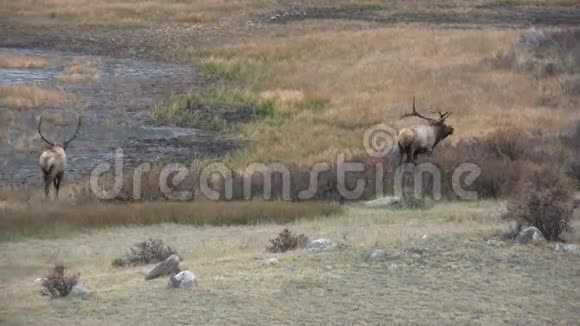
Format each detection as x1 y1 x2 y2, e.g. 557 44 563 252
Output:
1 0 579 324
1 202 579 325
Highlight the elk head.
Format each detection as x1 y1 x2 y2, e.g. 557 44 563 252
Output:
37 114 82 199
400 97 453 138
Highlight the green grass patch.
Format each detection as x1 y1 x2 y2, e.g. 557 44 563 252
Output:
200 56 268 84
297 95 330 112
152 89 276 131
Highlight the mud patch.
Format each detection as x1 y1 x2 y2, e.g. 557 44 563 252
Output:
265 6 580 28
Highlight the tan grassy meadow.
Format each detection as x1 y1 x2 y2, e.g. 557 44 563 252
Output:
1 0 579 324
183 25 579 166
1 202 579 324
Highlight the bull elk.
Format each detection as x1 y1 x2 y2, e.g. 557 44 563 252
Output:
398 97 453 165
37 114 82 199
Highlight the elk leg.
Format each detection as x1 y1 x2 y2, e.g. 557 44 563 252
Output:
54 172 64 199
398 143 406 166
406 147 415 164
44 177 51 198
42 169 51 198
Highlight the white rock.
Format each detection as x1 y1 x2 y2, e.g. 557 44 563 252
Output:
266 257 279 265
69 284 91 297
553 243 580 256
363 196 400 209
145 254 180 280
306 239 336 253
34 277 47 286
515 226 545 245
168 271 197 289
369 249 385 260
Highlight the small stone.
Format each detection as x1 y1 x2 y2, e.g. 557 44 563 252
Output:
553 243 580 256
363 196 401 209
145 254 180 280
168 271 197 289
69 284 91 297
369 249 385 261
306 239 337 253
266 257 279 265
515 226 545 244
34 277 47 286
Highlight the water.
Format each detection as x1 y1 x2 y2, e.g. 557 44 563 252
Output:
0 47 209 185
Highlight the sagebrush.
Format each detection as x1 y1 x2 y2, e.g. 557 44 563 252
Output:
40 265 80 298
504 165 574 241
266 228 309 253
112 238 178 267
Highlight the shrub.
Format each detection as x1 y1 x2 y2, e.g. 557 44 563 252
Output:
40 265 80 298
266 228 309 253
112 238 178 267
504 165 574 241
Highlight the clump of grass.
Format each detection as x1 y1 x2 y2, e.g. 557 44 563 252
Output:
57 57 97 84
112 238 178 267
152 89 276 131
0 53 50 69
266 228 308 253
39 265 80 298
504 164 574 241
200 56 267 84
0 201 339 240
0 84 74 109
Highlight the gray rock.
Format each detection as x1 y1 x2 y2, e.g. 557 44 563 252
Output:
515 226 545 244
145 254 180 280
266 257 279 266
69 284 91 297
553 243 580 256
306 239 336 253
168 270 197 289
369 249 385 261
363 196 400 209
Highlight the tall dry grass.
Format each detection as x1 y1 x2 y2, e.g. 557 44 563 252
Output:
57 57 97 84
190 26 580 166
0 53 50 69
0 84 74 109
0 0 273 26
0 201 339 240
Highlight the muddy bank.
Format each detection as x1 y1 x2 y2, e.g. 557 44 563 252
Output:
265 6 580 28
0 48 240 186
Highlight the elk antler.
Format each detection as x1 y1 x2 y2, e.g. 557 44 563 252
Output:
37 116 55 147
401 97 438 123
63 114 82 149
430 110 451 122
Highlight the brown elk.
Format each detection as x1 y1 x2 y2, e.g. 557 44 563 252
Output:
398 97 453 165
37 114 82 199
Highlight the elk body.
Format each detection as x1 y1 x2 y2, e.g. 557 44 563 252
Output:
397 98 453 165
38 115 81 199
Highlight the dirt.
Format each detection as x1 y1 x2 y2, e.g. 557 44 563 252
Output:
265 5 580 28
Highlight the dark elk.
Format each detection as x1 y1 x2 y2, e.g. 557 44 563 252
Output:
397 97 453 165
37 114 82 199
